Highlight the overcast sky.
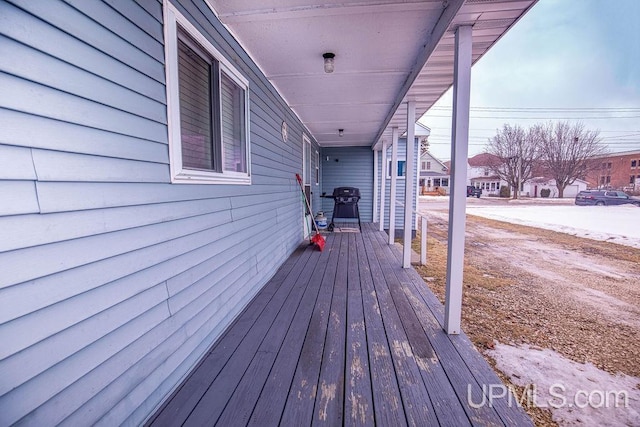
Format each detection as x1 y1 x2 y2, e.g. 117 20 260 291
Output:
419 0 640 161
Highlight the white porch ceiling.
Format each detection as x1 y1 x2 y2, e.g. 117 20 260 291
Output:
207 0 537 149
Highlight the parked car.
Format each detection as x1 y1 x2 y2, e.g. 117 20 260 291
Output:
467 186 482 198
575 190 640 206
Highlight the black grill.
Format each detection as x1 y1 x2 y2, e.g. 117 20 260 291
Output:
325 187 361 231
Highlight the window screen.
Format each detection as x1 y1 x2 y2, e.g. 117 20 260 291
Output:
178 37 214 170
221 72 246 173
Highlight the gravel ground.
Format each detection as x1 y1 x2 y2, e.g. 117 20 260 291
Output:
414 210 640 426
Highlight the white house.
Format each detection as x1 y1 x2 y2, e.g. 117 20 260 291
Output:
523 177 589 198
465 153 505 196
420 151 450 194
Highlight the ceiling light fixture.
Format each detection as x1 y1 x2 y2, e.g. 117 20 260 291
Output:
339 129 344 137
323 52 335 73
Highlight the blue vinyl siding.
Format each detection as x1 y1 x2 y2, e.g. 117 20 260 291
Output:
376 138 419 232
0 0 319 425
320 146 373 223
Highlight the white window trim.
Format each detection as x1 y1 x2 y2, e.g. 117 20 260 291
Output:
315 149 319 185
302 134 311 186
387 159 406 179
164 1 251 185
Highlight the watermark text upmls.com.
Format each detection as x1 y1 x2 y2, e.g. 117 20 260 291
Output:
468 383 630 409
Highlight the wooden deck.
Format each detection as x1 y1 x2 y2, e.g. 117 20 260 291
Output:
148 224 532 426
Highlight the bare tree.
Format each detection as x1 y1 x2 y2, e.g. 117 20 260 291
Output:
536 121 607 198
486 124 540 199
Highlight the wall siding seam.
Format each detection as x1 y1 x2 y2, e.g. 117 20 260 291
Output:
27 147 43 214
118 271 263 425
133 0 163 24
0 210 235 291
1 19 163 97
1 218 252 326
1 296 171 426
63 0 165 61
0 275 171 366
5 1 165 86
101 0 164 42
0 109 169 164
122 266 269 423
2 2 166 104
0 94 166 146
163 281 172 316
17 0 165 78
0 66 169 128
0 198 233 254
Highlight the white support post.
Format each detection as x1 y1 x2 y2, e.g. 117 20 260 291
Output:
444 25 472 334
373 149 379 223
403 101 416 268
379 141 388 232
420 216 427 266
388 127 399 245
415 148 421 230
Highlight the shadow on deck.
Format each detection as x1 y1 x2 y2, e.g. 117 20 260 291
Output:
147 223 532 426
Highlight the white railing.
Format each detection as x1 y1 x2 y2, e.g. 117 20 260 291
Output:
394 200 427 266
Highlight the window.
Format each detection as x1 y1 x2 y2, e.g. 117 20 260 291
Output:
165 3 250 184
387 160 406 178
631 175 636 184
632 160 637 168
426 161 431 170
607 162 612 169
483 169 489 176
600 176 605 185
421 161 426 170
315 150 319 185
303 135 311 186
441 178 449 187
606 175 611 184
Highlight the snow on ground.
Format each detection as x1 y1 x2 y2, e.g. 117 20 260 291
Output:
488 343 640 426
466 204 640 249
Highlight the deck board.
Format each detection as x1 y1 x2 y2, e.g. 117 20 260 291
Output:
148 225 533 427
279 233 341 426
345 233 374 426
361 230 438 425
312 233 347 426
380 226 533 427
184 246 322 425
354 232 407 426
247 234 334 426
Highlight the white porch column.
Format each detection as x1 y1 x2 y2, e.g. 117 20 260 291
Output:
379 140 388 231
445 25 472 334
402 101 416 268
388 127 399 245
373 149 379 223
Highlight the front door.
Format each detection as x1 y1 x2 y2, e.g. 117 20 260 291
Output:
302 134 312 238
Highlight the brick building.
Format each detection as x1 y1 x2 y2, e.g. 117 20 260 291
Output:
586 150 640 192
